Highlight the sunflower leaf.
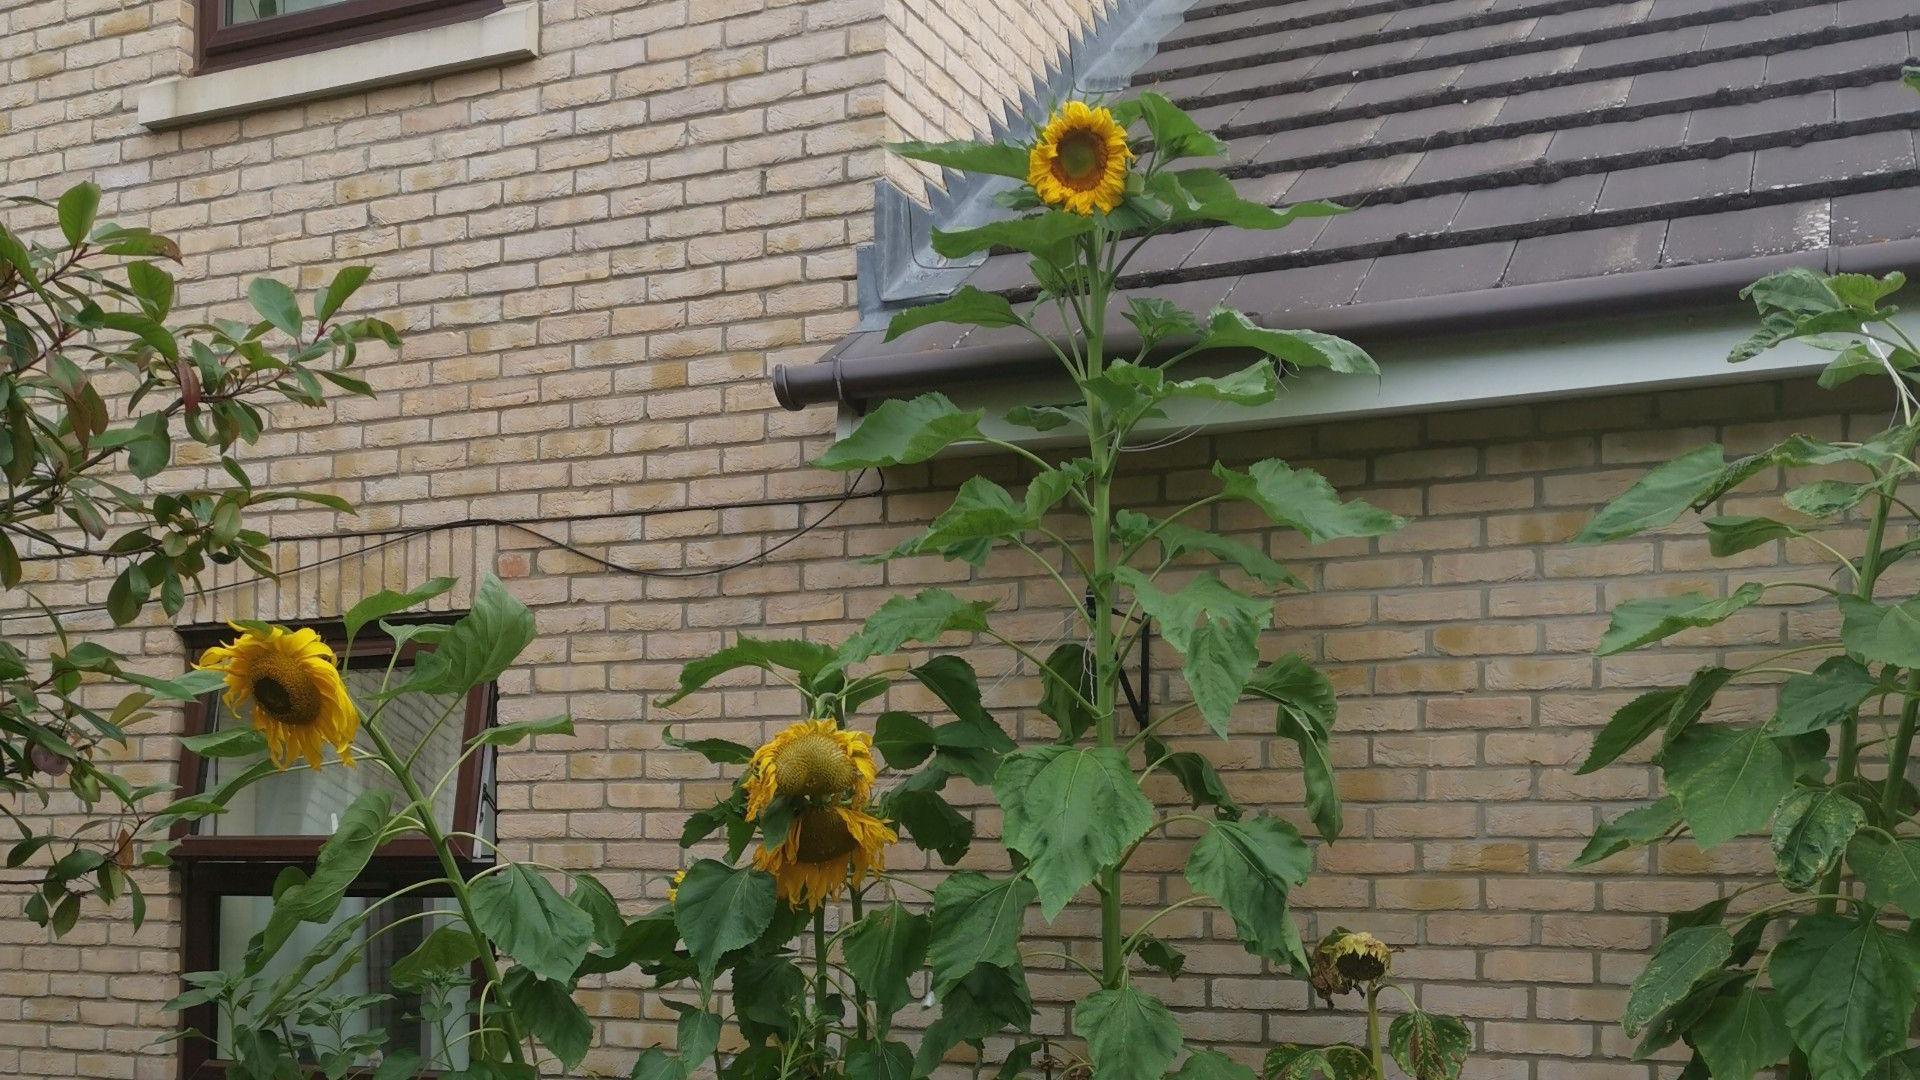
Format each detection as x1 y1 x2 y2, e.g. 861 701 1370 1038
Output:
994 745 1154 919
886 139 1029 180
885 286 1020 342
670 859 777 984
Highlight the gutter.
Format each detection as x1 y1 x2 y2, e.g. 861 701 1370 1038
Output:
772 237 1920 411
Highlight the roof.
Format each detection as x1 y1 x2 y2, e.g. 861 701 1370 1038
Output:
775 0 1920 409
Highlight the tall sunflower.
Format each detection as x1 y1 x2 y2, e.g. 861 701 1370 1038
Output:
197 625 359 770
742 718 875 821
753 805 895 909
1028 101 1132 215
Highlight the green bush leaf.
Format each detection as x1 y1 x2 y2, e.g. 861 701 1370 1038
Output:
1839 596 1920 667
57 183 100 248
995 745 1154 919
1185 815 1312 968
1574 796 1681 868
833 588 995 669
1623 925 1734 1037
1387 1008 1472 1080
1692 987 1790 1080
670 859 776 983
887 139 1029 179
1664 724 1795 848
247 277 303 338
1576 444 1725 543
470 863 594 983
1213 459 1403 544
1771 786 1865 891
401 574 535 696
656 636 838 706
1847 832 1920 916
1197 309 1377 375
1774 657 1878 736
316 265 373 323
1596 582 1764 656
842 902 930 1024
504 969 593 1069
1119 569 1271 737
343 576 456 638
1772 915 1920 1080
1077 986 1183 1080
926 871 1035 996
885 286 1020 341
814 393 984 470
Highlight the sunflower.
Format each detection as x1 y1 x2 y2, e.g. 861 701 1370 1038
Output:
1028 101 1132 215
752 805 895 909
1326 931 1392 983
196 624 358 771
742 719 875 821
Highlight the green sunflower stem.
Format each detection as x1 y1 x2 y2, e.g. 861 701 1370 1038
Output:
813 904 830 1021
1365 984 1384 1080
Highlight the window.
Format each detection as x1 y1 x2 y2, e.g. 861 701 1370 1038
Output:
172 621 497 1078
194 0 504 72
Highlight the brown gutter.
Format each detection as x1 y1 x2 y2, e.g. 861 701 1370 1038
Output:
771 237 1920 410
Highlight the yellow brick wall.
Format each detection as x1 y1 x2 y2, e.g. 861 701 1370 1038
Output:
0 1 1901 1078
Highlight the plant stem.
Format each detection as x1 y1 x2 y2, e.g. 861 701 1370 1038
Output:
1365 984 1384 1080
1883 669 1920 820
1082 224 1126 991
360 719 529 1069
849 888 870 1042
813 905 830 1021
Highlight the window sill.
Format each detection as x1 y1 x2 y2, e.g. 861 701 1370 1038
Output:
137 3 538 131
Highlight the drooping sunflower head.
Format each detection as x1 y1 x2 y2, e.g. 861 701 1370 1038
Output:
1327 931 1392 983
196 624 358 771
1028 100 1132 215
742 719 876 820
752 805 895 910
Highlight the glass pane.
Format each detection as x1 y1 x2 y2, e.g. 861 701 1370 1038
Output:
200 664 470 836
216 894 471 1070
224 0 355 25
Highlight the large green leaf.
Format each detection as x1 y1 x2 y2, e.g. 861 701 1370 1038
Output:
244 790 392 974
1623 925 1734 1037
927 871 1035 996
57 182 101 247
887 139 1029 179
914 963 1033 1076
1704 515 1801 556
833 589 995 669
1839 596 1920 667
1091 358 1278 413
343 576 456 639
1147 168 1344 233
670 859 776 982
847 1040 916 1080
1115 510 1302 590
886 286 1021 342
877 476 1032 567
1663 724 1795 848
1579 687 1682 774
1038 642 1096 743
1573 796 1681 868
1263 1044 1373 1080
1184 816 1312 967
390 925 480 989
1168 1050 1255 1080
470 863 595 983
1576 445 1725 543
1774 657 1878 735
656 636 837 706
1145 734 1240 821
1847 832 1920 916
1693 988 1791 1080
994 745 1153 919
1118 569 1271 737
1212 460 1402 544
1771 786 1865 891
1596 583 1765 656
1772 915 1920 1080
1387 1008 1472 1080
931 211 1095 261
1873 1048 1920 1080
248 277 303 337
1077 987 1183 1080
1130 91 1226 160
504 968 593 1069
842 902 930 1025
1245 656 1340 841
1195 309 1377 375
814 393 984 470
400 575 535 696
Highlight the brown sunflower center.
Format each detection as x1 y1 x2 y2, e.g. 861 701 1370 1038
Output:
248 656 322 727
1051 130 1109 190
793 808 860 864
773 733 856 799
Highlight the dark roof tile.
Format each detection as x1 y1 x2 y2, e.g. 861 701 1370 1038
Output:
1453 172 1605 228
1503 220 1670 282
1594 151 1754 210
1765 30 1913 82
1226 260 1374 318
1545 113 1691 161
1374 97 1506 141
1529 0 1653 38
1753 130 1916 188
1832 187 1920 245
1661 199 1833 264
1685 90 1835 142
1453 45 1583 88
1572 27 1705 69
1701 3 1834 47
1837 79 1920 120
1355 240 1517 299
1626 54 1766 103
1408 132 1553 182
1494 76 1633 122
1312 192 1469 247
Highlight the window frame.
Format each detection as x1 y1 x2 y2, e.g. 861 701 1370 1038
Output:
193 0 504 73
172 617 496 1079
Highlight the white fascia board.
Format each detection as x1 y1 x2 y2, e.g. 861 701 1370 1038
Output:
838 306 1833 449
138 4 539 131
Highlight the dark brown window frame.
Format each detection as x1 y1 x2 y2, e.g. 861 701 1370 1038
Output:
194 0 504 73
172 617 496 1079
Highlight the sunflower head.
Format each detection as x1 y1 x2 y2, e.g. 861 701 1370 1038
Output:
742 719 875 820
752 805 895 909
196 624 358 771
1028 101 1132 215
1327 931 1392 983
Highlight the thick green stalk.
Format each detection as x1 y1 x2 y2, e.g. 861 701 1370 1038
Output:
1365 985 1384 1079
361 720 529 1068
1883 669 1920 819
849 889 870 1040
813 906 830 1021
